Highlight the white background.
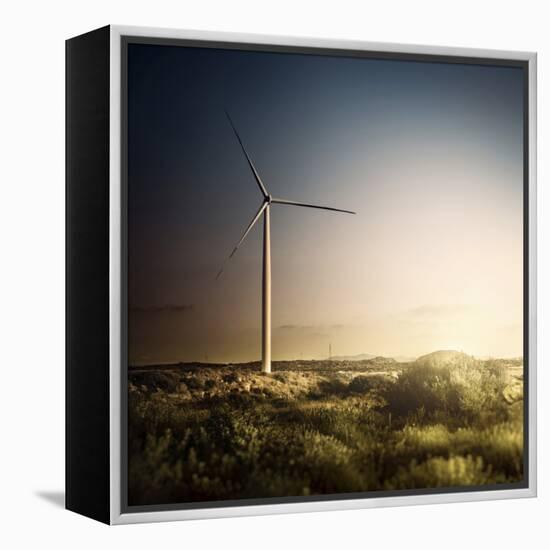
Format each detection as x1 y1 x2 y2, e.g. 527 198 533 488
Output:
0 0 547 547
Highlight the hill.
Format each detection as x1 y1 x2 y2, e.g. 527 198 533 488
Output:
414 350 477 368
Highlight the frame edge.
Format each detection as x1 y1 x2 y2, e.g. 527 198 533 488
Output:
108 26 538 525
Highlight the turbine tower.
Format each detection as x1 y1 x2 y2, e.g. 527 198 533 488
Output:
217 112 355 373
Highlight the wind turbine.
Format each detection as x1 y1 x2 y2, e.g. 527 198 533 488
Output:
217 112 356 374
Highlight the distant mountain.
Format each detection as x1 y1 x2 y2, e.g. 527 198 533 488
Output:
414 350 476 368
331 353 376 362
332 353 415 363
392 356 417 363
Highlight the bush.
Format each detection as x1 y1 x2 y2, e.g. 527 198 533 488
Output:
129 370 180 392
347 375 387 394
383 362 510 423
387 455 493 489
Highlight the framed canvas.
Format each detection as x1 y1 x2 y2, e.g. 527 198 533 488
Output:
66 25 537 525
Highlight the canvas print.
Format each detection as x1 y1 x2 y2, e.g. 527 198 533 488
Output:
126 42 526 507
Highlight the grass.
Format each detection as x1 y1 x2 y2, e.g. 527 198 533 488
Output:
127 355 524 505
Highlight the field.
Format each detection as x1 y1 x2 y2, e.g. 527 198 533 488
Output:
127 351 524 506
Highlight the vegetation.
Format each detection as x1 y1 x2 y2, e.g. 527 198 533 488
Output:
127 352 524 505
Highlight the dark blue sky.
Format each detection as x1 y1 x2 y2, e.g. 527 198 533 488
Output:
127 43 524 364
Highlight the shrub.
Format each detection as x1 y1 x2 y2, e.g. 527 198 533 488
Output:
383 362 510 423
347 375 388 394
386 455 492 489
129 370 180 392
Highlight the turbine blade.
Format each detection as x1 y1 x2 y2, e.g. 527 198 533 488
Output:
225 110 269 198
215 201 268 280
272 198 356 215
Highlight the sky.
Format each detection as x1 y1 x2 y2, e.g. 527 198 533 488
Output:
127 42 525 365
